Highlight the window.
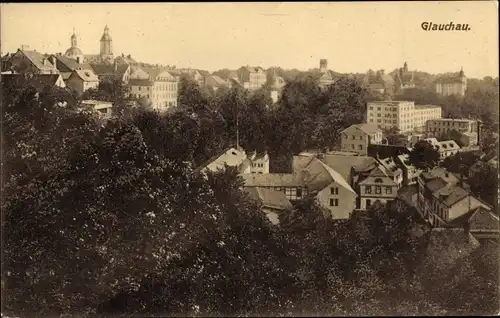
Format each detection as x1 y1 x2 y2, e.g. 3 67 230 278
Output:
375 186 381 194
365 186 372 194
296 188 302 197
351 144 355 149
366 199 372 208
385 187 392 194
370 119 374 123
377 114 381 117
330 198 339 206
358 145 363 150
331 187 338 195
352 135 356 140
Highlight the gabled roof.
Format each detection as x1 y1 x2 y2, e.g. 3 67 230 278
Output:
320 154 377 181
316 159 356 194
128 78 154 86
294 155 355 194
51 54 92 72
93 63 130 78
341 123 381 135
71 69 99 82
114 54 138 65
447 206 499 230
17 50 57 72
425 178 448 193
244 187 293 212
139 66 173 79
358 166 397 186
194 147 247 174
433 184 470 207
377 157 402 176
2 73 63 91
420 167 459 184
241 171 312 188
241 65 265 73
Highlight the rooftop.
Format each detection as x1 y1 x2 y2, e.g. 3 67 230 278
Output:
414 104 442 110
244 187 293 213
241 171 312 188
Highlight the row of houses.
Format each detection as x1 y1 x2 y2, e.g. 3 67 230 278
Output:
340 123 470 161
193 144 429 224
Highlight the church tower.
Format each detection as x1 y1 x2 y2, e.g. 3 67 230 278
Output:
100 25 114 62
65 28 84 63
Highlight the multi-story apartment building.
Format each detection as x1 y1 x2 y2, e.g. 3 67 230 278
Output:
417 167 491 227
236 66 267 91
128 69 178 111
435 68 467 97
366 100 442 133
413 105 442 132
340 124 383 155
425 118 479 145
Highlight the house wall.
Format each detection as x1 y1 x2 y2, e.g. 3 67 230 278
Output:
251 157 269 174
358 183 398 210
66 76 84 94
129 84 152 101
249 72 266 90
316 182 356 219
340 128 381 155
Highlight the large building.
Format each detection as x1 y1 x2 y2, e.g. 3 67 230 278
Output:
393 62 415 92
425 118 478 137
340 124 383 155
236 66 267 91
366 100 442 133
435 68 467 97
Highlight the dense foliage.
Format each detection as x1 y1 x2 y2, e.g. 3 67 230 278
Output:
2 74 498 317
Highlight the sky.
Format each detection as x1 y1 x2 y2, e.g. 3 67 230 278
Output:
1 2 498 78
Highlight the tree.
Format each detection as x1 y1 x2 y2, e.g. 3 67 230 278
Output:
408 140 440 170
178 76 211 113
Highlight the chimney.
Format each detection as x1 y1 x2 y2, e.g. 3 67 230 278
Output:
50 55 57 67
42 58 48 66
463 222 471 240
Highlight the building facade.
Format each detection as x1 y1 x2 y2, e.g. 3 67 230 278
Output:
357 166 399 210
66 69 99 95
417 168 491 227
435 68 467 97
366 100 442 133
236 66 267 91
128 70 178 111
340 124 383 155
425 118 479 145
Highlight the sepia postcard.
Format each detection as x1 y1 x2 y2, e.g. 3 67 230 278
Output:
1 2 498 317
